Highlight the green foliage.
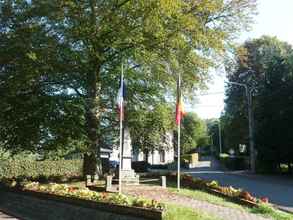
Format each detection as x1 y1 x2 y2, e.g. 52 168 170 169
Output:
17 181 165 210
179 112 209 154
206 119 222 154
168 183 247 211
169 173 256 203
0 159 83 180
181 154 192 163
252 203 293 220
223 36 293 172
219 155 249 170
0 147 11 160
255 54 293 173
163 204 220 220
0 0 256 158
131 161 149 172
130 103 174 152
170 182 293 220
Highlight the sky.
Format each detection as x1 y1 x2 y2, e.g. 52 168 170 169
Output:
193 0 293 119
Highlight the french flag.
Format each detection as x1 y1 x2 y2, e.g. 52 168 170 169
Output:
117 75 126 120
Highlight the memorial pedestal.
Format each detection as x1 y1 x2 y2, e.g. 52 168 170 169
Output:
120 127 139 185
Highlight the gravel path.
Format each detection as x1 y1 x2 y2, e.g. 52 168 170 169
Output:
125 185 271 220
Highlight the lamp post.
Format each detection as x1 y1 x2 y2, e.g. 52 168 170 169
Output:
218 119 222 155
225 81 255 173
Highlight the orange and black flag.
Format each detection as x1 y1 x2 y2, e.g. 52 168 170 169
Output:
175 74 186 125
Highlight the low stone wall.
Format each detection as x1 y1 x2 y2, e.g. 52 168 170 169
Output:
0 190 162 220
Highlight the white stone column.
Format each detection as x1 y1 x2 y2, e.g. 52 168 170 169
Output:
122 126 132 171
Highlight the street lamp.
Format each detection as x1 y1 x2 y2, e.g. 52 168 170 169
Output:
225 80 255 173
209 134 214 155
218 119 222 155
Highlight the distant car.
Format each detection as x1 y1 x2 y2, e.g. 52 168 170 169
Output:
109 160 119 169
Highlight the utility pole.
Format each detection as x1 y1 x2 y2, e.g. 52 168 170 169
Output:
210 135 214 154
218 120 222 155
247 89 255 173
225 81 255 173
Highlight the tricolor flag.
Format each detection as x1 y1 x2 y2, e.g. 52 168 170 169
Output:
175 75 185 125
117 75 126 120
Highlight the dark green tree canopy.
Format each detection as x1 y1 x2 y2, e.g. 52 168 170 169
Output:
0 0 256 157
223 36 293 172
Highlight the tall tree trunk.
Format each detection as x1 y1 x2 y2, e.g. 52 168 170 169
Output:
144 150 149 163
83 0 103 177
84 65 102 176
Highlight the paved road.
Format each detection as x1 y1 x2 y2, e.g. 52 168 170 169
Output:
184 157 293 213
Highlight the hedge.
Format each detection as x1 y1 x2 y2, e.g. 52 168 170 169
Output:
219 155 249 170
181 154 192 163
0 159 83 181
131 161 149 172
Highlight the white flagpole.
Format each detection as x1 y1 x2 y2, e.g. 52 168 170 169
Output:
118 62 124 194
177 119 181 191
177 72 181 191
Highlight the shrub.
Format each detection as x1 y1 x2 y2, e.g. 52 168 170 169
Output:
131 161 149 172
169 173 260 203
181 154 192 163
0 159 83 181
167 162 177 170
220 156 249 170
149 164 168 169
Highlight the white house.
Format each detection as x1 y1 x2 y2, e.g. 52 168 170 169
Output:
109 145 119 161
110 132 175 165
132 147 174 165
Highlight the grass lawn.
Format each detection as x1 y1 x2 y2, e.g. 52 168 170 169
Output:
167 182 293 220
163 204 221 220
167 182 247 211
251 203 293 220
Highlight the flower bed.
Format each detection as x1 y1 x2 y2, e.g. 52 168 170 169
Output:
1 180 164 211
166 172 269 207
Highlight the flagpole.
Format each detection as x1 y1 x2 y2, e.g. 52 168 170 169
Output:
177 119 181 191
118 62 124 195
177 72 181 191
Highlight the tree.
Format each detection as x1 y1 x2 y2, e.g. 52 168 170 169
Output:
255 54 293 173
0 0 257 174
206 118 222 154
223 36 293 172
129 103 174 158
180 112 208 154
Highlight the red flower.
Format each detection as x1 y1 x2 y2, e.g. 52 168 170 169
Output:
68 187 78 192
260 197 269 203
101 192 108 199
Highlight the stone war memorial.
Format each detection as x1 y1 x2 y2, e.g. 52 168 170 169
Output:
120 126 139 185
